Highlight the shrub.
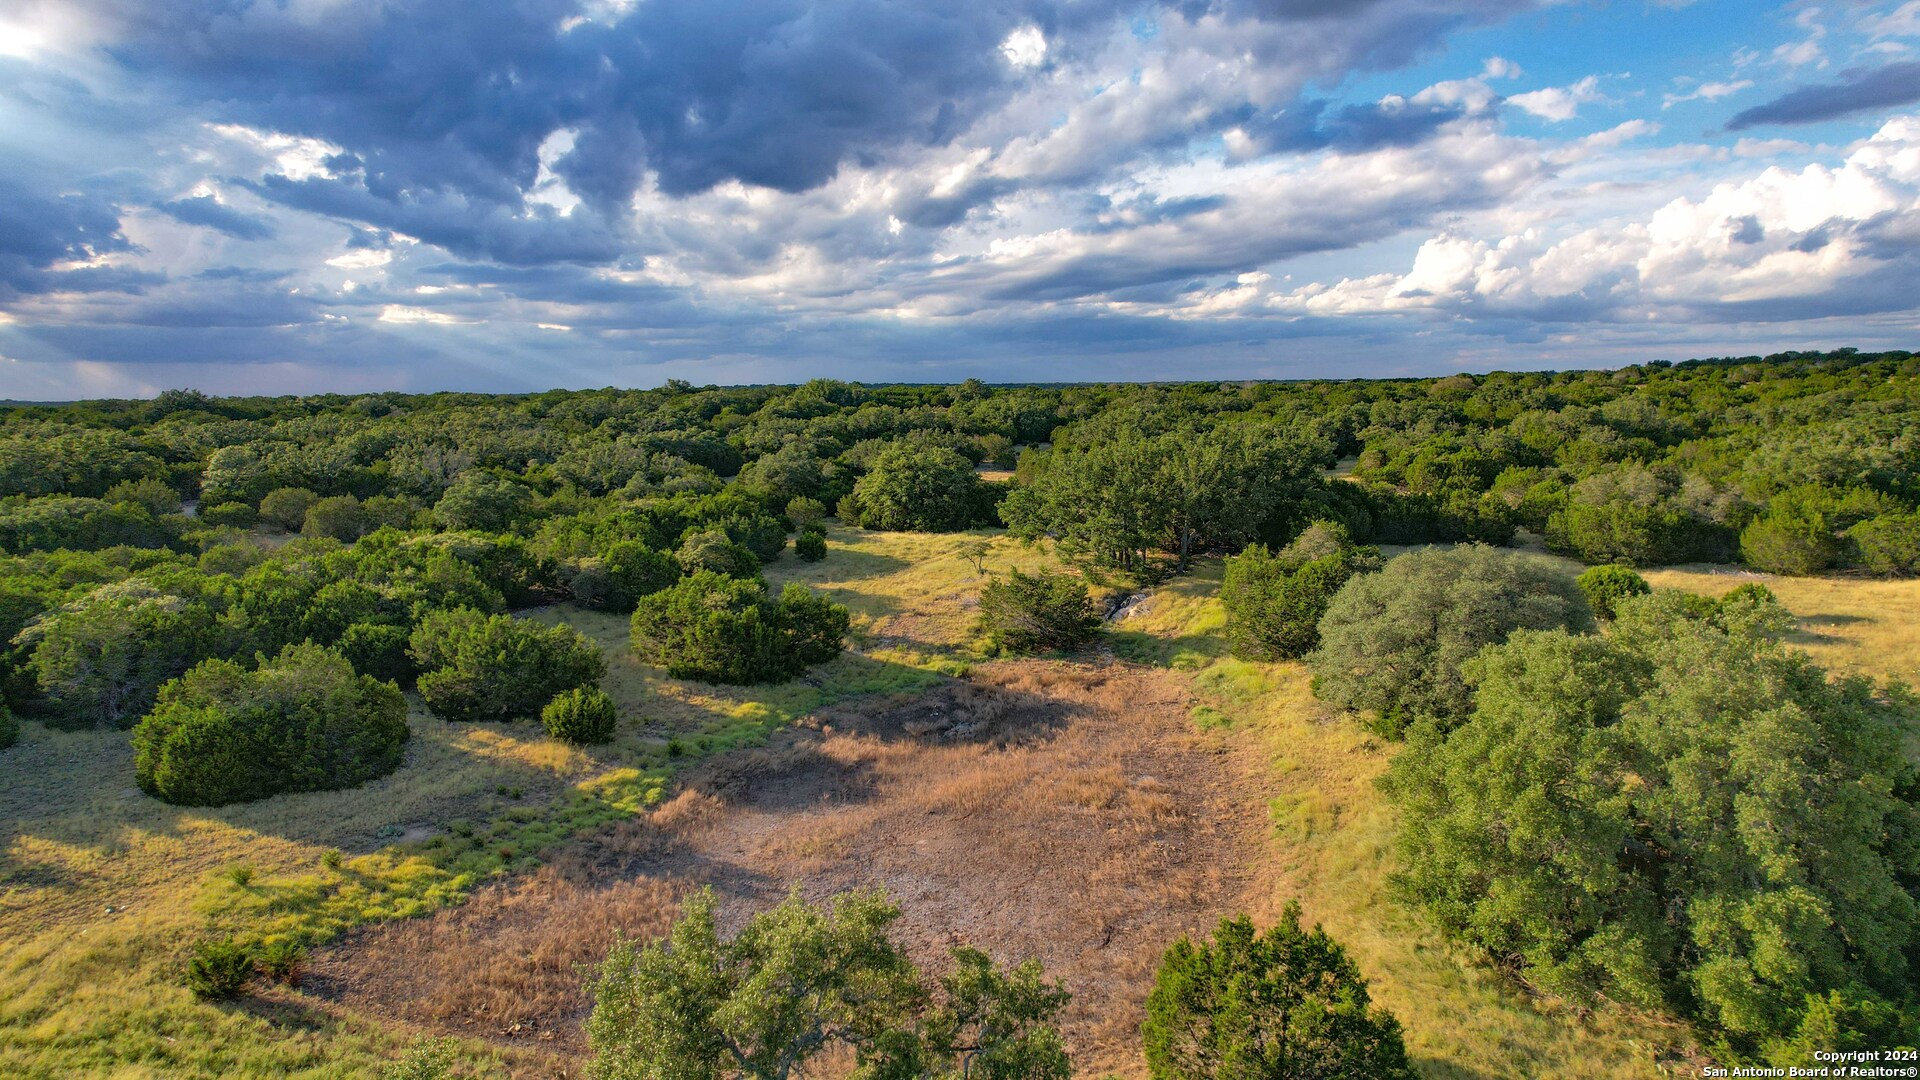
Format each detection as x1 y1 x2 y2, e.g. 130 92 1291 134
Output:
0 702 17 750
1741 507 1839 575
1382 596 1920 1047
543 686 618 744
197 502 259 529
1306 545 1592 738
20 580 223 729
586 887 1070 1080
600 541 680 611
785 496 827 529
410 608 606 723
1847 511 1920 576
1142 904 1414 1080
186 939 255 999
629 572 849 684
258 486 320 530
303 494 371 541
977 569 1099 655
794 526 827 562
337 621 415 684
134 643 409 807
258 940 308 985
845 444 995 531
675 528 760 578
1221 524 1379 661
1574 563 1651 619
434 472 534 532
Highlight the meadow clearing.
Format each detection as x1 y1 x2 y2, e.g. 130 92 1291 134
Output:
2 526 1915 1077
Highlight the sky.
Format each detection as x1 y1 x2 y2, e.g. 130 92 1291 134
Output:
2 0 1919 397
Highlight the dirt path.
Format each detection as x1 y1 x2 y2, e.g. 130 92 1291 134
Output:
306 660 1273 1076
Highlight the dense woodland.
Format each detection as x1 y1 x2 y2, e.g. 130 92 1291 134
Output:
3 348 1918 1071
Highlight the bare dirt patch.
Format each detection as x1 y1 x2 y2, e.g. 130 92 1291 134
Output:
307 660 1271 1076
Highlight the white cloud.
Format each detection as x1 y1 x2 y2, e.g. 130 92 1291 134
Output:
208 124 345 181
1662 79 1752 109
378 305 464 324
326 248 393 270
1863 1 1920 38
1509 76 1605 121
1000 26 1047 69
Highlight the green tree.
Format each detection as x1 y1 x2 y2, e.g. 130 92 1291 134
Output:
1574 563 1651 620
677 528 762 578
847 445 993 532
630 573 847 684
1142 905 1415 1080
18 580 222 729
258 486 320 531
303 494 371 541
1740 505 1839 575
1306 545 1592 737
134 643 408 806
794 526 828 562
409 608 605 723
542 685 618 745
434 472 535 533
977 569 1099 655
1221 524 1379 661
586 888 1070 1080
1846 510 1920 576
1383 592 1920 1045
785 496 827 530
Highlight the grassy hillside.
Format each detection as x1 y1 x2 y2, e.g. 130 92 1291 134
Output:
2 528 1914 1076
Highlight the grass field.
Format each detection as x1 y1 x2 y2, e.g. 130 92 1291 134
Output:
1 527 1912 1077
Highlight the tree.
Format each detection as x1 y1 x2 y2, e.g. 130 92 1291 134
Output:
677 528 762 578
303 494 371 541
1142 905 1415 1080
0 701 17 750
846 444 994 532
959 539 992 575
793 526 827 563
434 472 534 533
1306 545 1593 738
600 541 680 610
258 486 320 531
409 608 606 723
1220 524 1380 661
629 573 848 684
1740 506 1840 575
18 579 223 729
1574 563 1650 620
785 496 827 530
1847 511 1920 576
134 643 408 806
977 569 1099 655
586 888 1071 1080
1382 591 1920 1046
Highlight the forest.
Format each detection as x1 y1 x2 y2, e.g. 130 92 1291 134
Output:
0 348 1916 1078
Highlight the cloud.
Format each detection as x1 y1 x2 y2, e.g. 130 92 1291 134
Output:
152 194 275 241
1727 61 1920 128
1662 79 1752 109
1508 75 1605 122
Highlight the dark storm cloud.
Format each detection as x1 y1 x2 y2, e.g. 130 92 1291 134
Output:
1726 61 1920 130
0 177 144 299
153 195 276 241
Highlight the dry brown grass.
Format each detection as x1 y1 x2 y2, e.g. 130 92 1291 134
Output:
311 661 1271 1076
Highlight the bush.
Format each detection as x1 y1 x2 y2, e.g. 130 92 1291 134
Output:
785 496 827 529
337 621 415 684
186 939 255 999
1306 545 1592 738
434 472 534 532
845 444 995 531
1142 904 1414 1080
543 686 618 744
134 643 409 806
258 486 320 530
410 608 606 723
0 702 17 750
258 940 308 985
1847 511 1920 576
794 526 827 562
1382 594 1919 1046
1574 563 1650 619
1741 508 1839 575
629 572 848 684
675 528 760 578
198 502 259 528
1220 524 1379 661
303 494 370 541
20 580 223 729
600 541 680 611
977 569 1099 655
